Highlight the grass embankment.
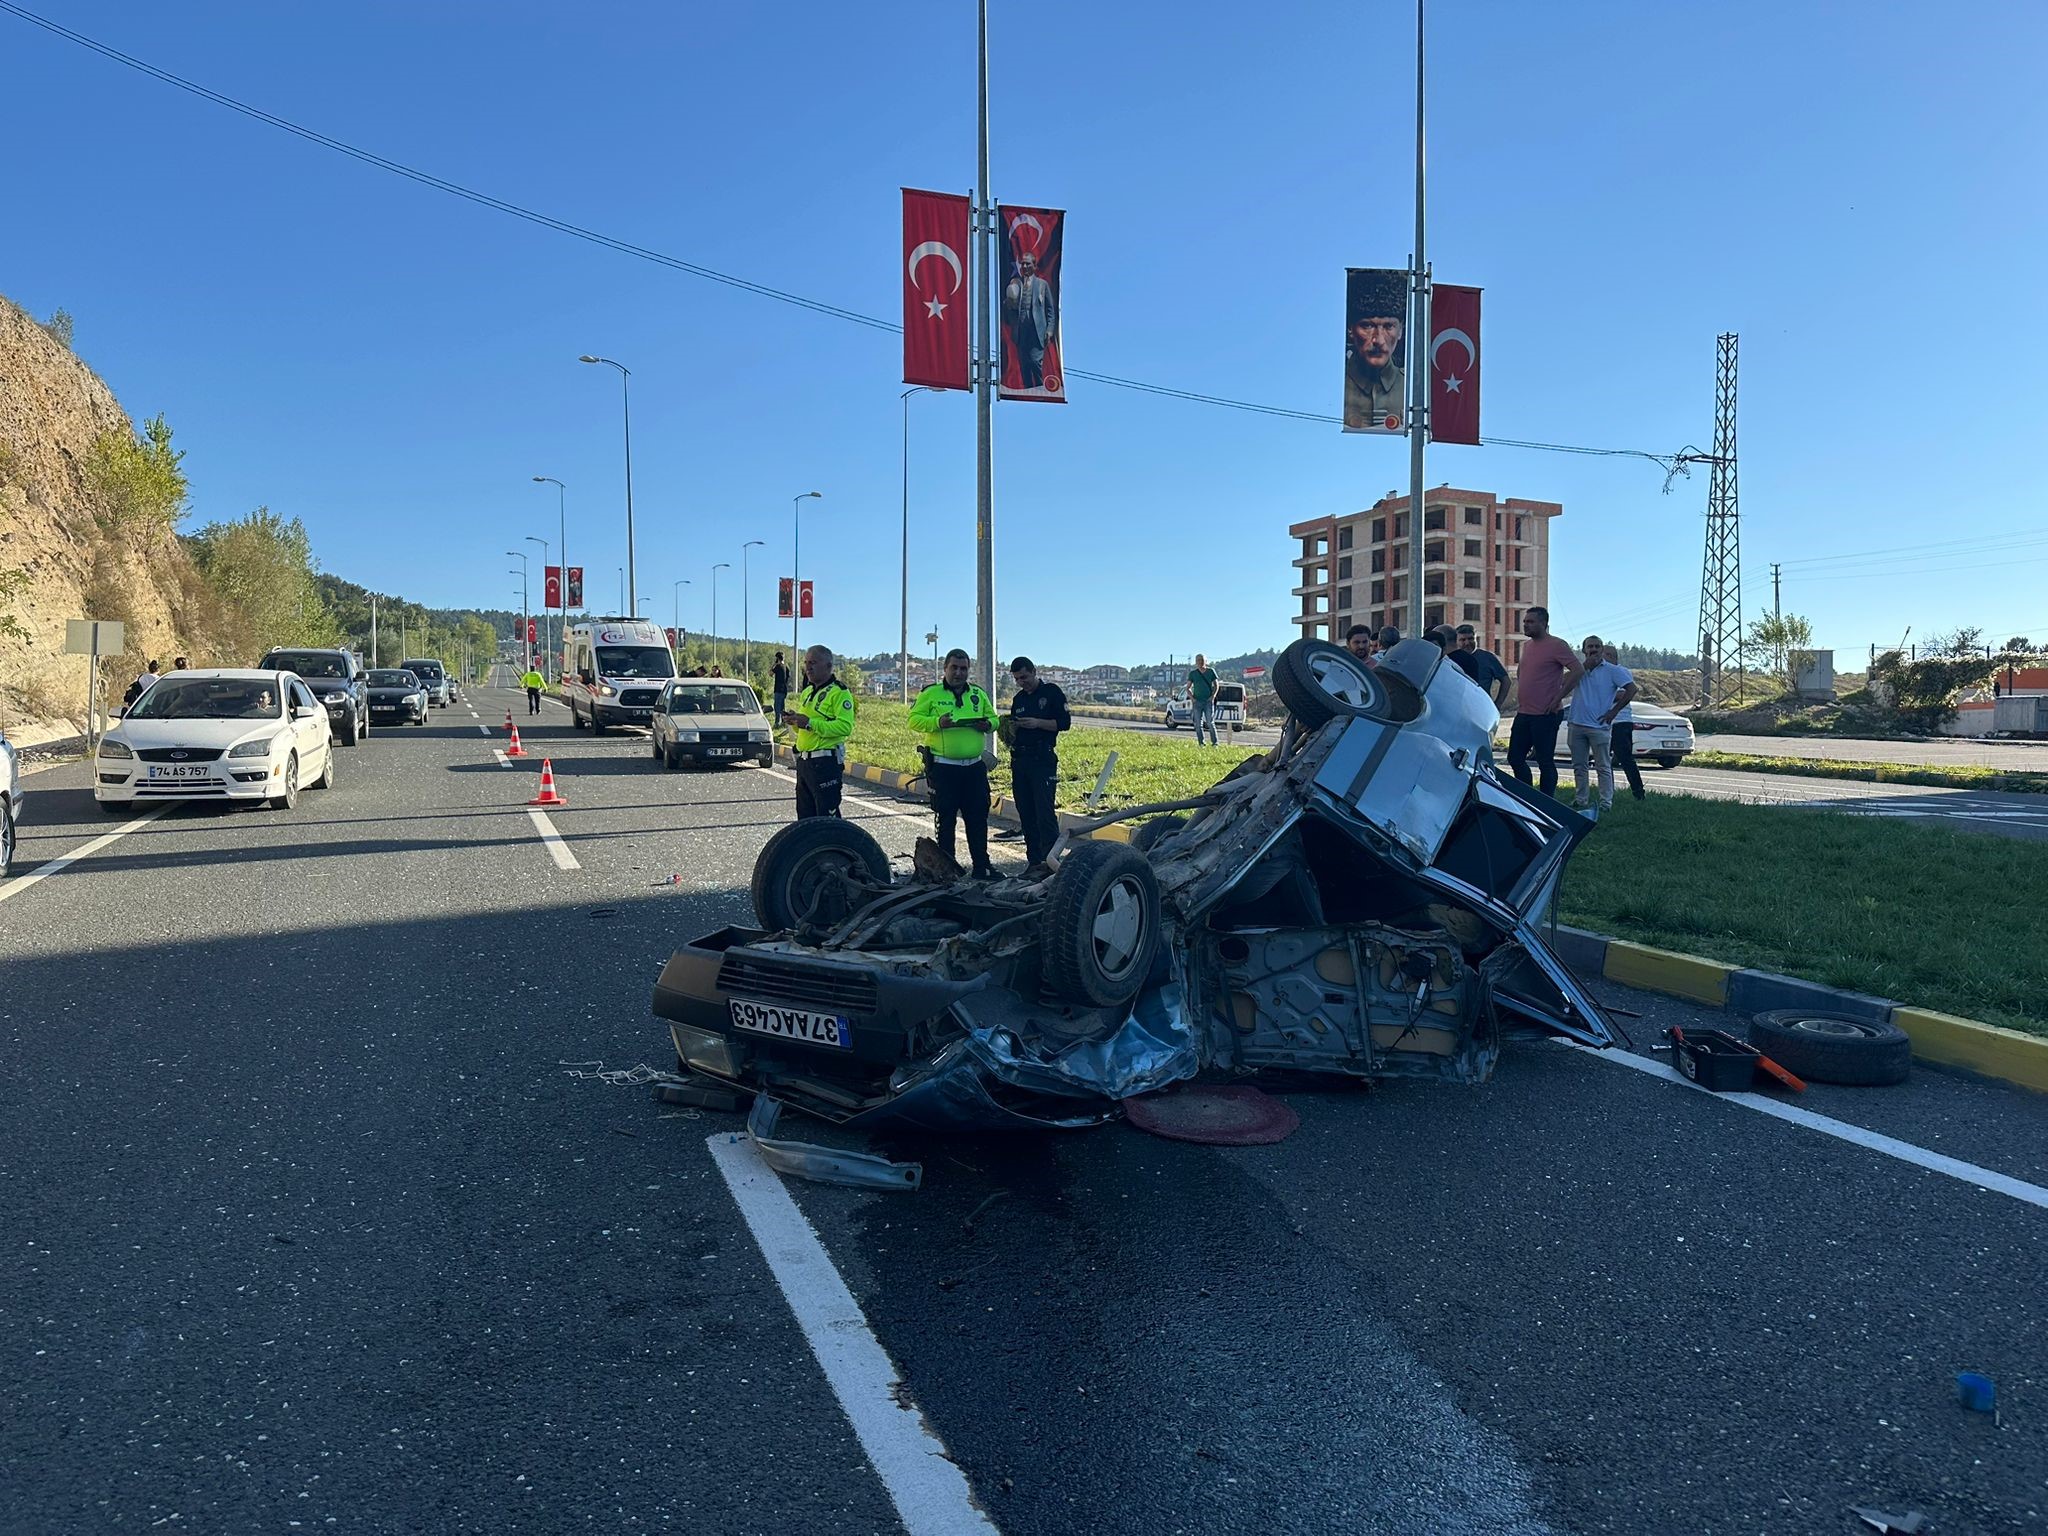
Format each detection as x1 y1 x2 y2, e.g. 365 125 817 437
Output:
1688 751 2048 796
841 699 1259 812
1558 794 2048 1035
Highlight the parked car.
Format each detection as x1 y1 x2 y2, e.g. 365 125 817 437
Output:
366 668 431 725
1626 703 1696 768
651 638 1614 1161
0 721 21 878
94 669 337 813
402 658 451 707
255 647 369 745
651 678 774 769
1162 681 1247 732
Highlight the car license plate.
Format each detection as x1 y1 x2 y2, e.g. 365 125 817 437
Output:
146 764 211 780
706 746 743 758
729 998 850 1048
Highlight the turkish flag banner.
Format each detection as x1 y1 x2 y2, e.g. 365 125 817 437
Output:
526 619 538 645
903 189 971 390
778 578 793 619
544 566 562 609
565 566 584 608
1429 284 1481 446
997 205 1065 403
799 580 814 620
664 627 677 648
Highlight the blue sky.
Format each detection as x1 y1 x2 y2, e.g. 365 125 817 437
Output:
5 0 2046 666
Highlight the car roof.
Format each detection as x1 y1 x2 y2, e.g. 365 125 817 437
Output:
160 668 293 680
666 676 751 685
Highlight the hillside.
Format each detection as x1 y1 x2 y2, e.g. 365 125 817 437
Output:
0 295 235 725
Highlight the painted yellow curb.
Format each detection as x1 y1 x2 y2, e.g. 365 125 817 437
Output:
1603 940 1732 1006
1892 1008 2048 1094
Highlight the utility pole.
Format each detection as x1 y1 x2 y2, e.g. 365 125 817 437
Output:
1405 0 1430 643
1696 333 1742 706
973 0 996 695
1771 561 1784 677
370 596 379 667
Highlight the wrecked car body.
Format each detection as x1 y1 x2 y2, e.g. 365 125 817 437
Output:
652 638 1616 1146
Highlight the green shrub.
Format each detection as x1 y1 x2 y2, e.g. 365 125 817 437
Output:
86 413 187 531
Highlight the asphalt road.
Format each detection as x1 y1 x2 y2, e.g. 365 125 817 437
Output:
1700 733 2048 771
3 682 2043 1534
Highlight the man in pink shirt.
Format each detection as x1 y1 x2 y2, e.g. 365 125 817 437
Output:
1506 605 1582 796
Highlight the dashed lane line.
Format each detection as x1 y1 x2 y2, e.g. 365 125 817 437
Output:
759 765 930 827
525 807 579 870
709 1132 1000 1536
0 809 164 905
1563 1041 2048 1212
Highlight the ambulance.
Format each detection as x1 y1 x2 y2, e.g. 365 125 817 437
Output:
562 617 678 732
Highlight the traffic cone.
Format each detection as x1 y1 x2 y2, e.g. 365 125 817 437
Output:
528 759 567 806
503 709 514 734
506 723 528 758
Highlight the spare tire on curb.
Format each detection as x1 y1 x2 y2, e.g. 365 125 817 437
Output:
1039 840 1162 1009
751 818 892 930
1747 1011 1912 1087
1271 638 1419 729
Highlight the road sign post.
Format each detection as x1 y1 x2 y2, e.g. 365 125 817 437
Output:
64 619 125 754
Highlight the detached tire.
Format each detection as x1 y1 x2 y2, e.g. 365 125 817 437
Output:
1039 840 1161 1009
1748 1011 1911 1087
751 818 892 930
1272 638 1417 728
1130 814 1188 854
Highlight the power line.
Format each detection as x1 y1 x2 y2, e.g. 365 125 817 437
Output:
0 0 1686 468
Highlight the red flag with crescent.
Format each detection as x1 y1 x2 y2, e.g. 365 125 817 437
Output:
903 189 971 390
544 565 562 609
1429 284 1481 446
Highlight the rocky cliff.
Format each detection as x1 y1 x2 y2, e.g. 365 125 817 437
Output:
0 294 227 727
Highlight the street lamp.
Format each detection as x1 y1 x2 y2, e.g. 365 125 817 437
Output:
672 578 691 654
926 626 940 680
525 534 550 675
791 491 822 652
578 355 637 615
741 539 765 679
617 567 625 614
709 562 730 675
900 386 938 703
507 551 529 667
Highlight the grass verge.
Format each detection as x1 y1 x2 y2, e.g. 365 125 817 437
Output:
838 699 1261 812
1557 794 2048 1036
1687 750 2048 796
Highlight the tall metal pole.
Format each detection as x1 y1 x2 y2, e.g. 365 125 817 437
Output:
525 535 549 673
371 595 378 668
534 477 568 677
1405 0 1429 643
710 562 730 674
579 356 636 615
673 579 690 646
742 539 764 680
973 0 996 693
791 491 821 653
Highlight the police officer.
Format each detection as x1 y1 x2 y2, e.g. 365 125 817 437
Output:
910 648 999 877
782 644 854 818
1005 656 1069 877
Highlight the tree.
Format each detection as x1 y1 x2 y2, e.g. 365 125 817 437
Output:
186 508 334 654
86 413 188 530
2002 636 2034 657
40 308 74 350
0 566 30 646
1741 612 1815 693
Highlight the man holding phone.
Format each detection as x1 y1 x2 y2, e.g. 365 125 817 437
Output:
910 648 1000 877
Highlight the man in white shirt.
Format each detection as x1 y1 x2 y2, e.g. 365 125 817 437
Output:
1563 634 1636 817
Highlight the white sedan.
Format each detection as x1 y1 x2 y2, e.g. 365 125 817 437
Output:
0 721 21 877
94 669 337 813
1625 703 1697 767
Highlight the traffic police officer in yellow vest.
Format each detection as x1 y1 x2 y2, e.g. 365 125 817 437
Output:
783 644 855 818
909 647 1000 877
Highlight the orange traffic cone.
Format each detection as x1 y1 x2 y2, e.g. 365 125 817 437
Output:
506 723 528 758
503 709 514 734
529 759 567 807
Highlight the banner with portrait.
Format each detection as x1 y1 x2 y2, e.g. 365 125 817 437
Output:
565 566 584 608
1343 268 1409 434
997 205 1065 403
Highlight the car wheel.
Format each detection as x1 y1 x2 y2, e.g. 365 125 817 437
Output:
1272 638 1418 728
1040 840 1161 1009
271 753 300 811
1130 814 1188 854
665 743 680 771
571 704 587 731
589 711 608 735
352 708 366 745
0 797 14 878
751 818 892 930
316 744 337 790
1747 1011 1911 1087
1164 720 1178 730
651 736 663 761
1656 754 1683 768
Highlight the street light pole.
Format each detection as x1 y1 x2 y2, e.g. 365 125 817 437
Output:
507 551 529 667
525 535 549 675
617 567 625 615
673 579 691 655
533 476 568 677
900 386 937 703
1405 0 1430 643
974 0 995 693
791 491 822 654
578 356 637 615
709 562 730 675
741 539 765 680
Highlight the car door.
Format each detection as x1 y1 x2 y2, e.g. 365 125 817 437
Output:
289 679 326 767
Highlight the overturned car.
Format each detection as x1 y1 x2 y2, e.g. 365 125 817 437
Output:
653 638 1616 1151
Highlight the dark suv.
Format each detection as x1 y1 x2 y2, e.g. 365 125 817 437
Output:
256 647 370 745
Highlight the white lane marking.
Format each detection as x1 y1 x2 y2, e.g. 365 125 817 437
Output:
476 723 491 736
492 749 511 767
708 1133 1000 1536
0 809 163 905
525 807 579 870
760 765 929 827
1563 1041 2048 1212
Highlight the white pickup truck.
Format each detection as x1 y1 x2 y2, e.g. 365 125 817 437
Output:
1163 681 1248 733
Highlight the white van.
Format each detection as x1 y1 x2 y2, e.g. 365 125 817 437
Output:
563 618 678 732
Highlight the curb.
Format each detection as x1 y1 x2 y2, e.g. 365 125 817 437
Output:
774 743 2048 1096
1555 923 2048 1095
